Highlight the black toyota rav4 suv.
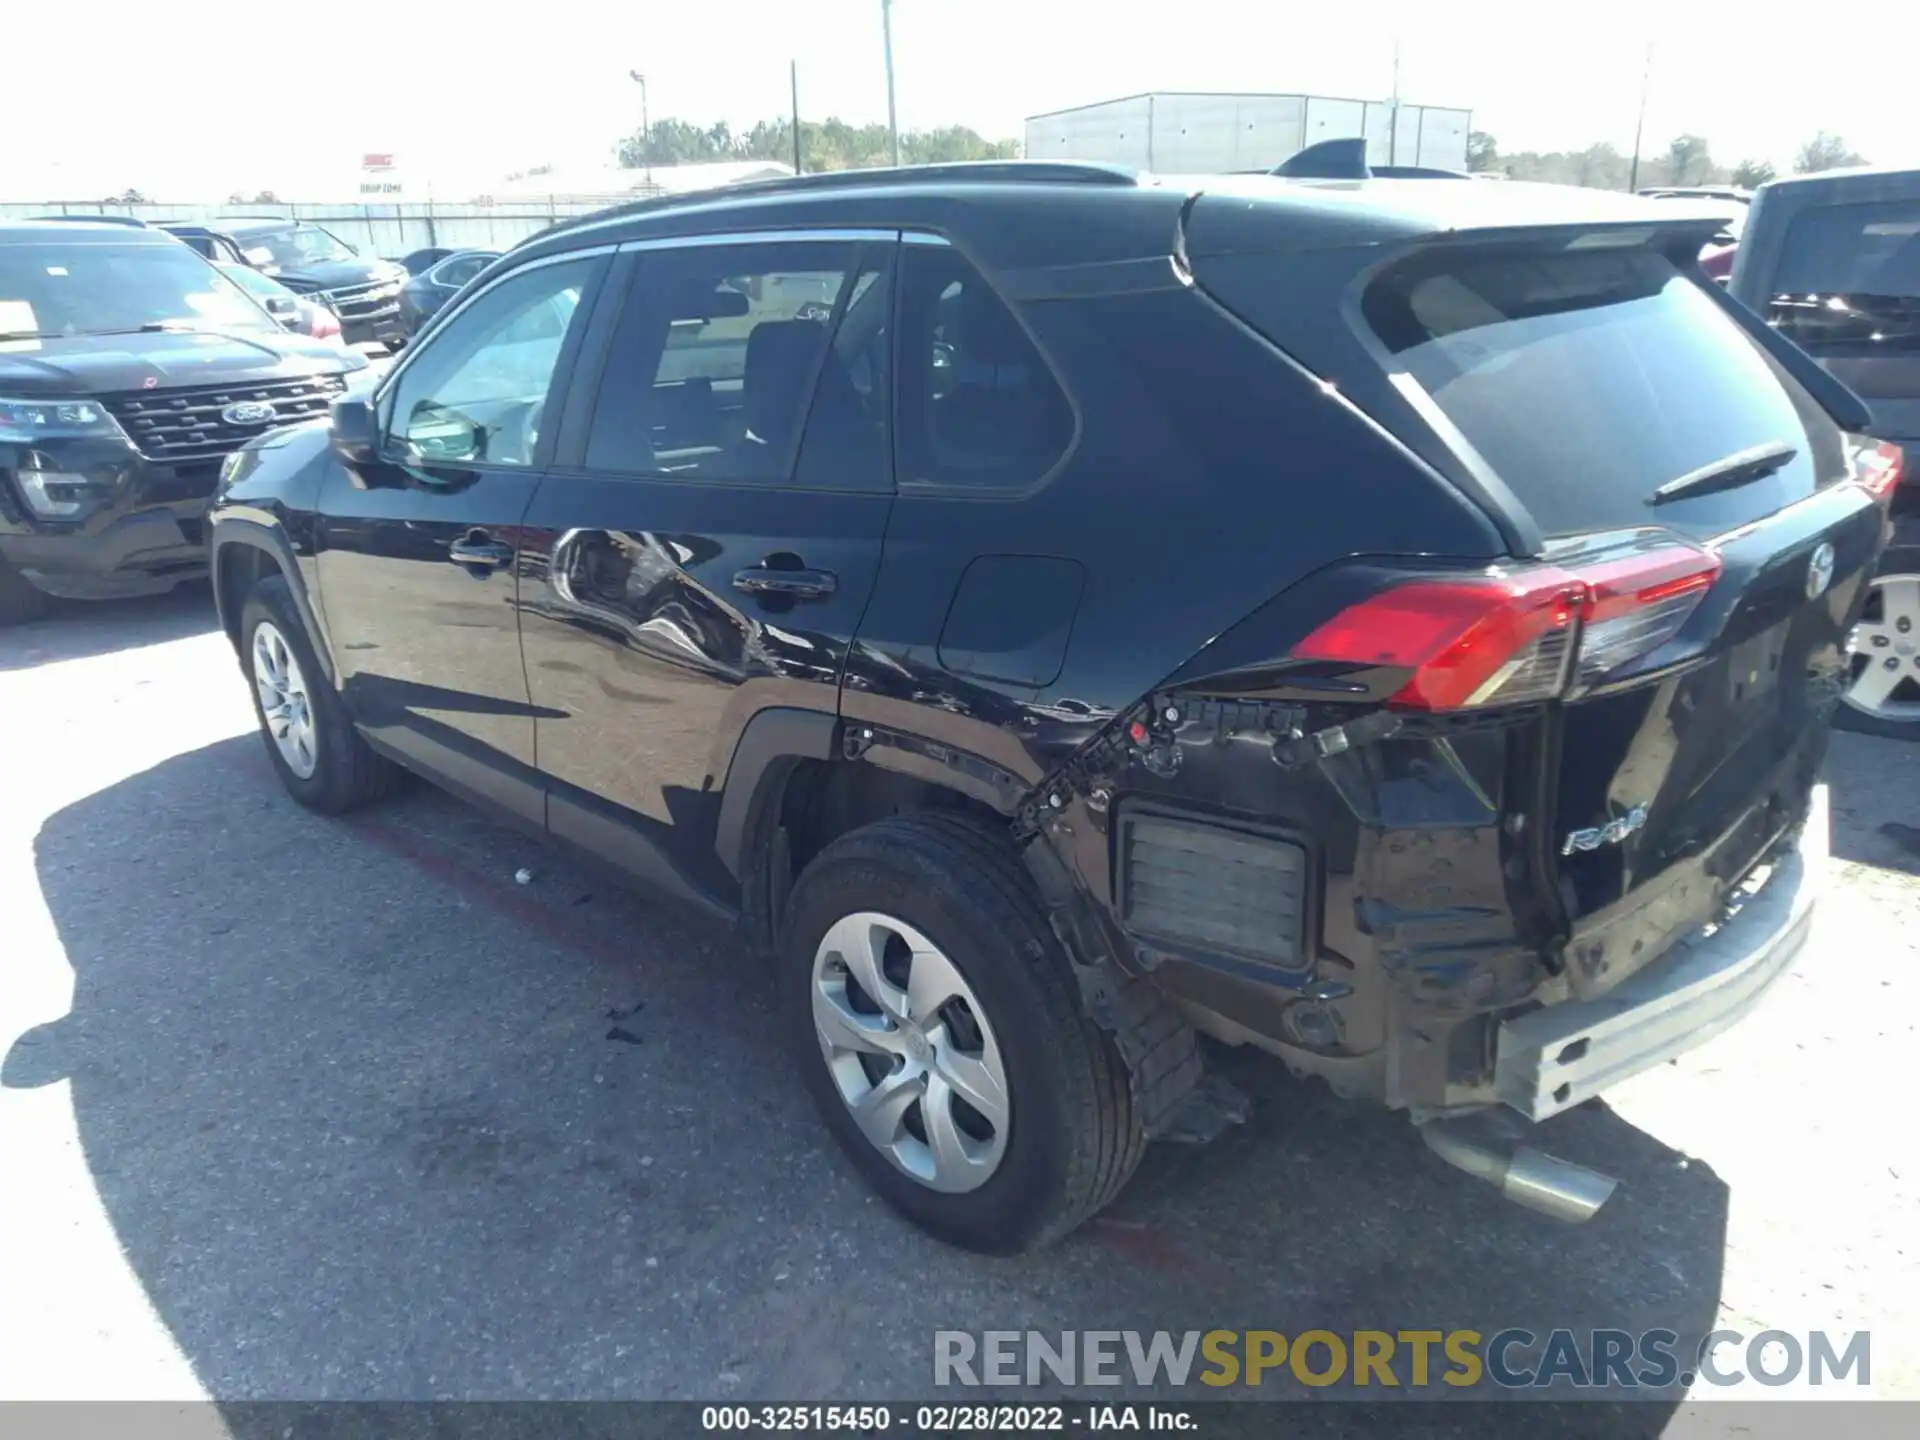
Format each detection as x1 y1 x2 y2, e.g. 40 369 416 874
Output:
209 163 1895 1253
0 221 364 621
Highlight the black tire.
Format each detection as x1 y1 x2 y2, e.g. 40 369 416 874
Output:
780 811 1143 1253
240 575 403 812
1836 544 1920 741
0 555 52 626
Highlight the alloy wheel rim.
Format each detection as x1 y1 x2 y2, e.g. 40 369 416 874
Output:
1845 572 1920 722
810 911 1010 1193
252 621 319 779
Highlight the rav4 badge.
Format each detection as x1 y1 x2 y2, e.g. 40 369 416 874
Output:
1561 804 1650 856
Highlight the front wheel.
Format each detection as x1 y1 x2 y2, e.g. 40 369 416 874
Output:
780 812 1143 1254
241 576 403 811
1839 545 1920 740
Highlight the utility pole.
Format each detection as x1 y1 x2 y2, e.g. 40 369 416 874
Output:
791 60 803 174
1389 38 1402 167
1626 43 1653 192
628 70 652 187
881 0 901 167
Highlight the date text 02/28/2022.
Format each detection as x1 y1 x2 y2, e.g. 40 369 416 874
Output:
701 1405 1196 1431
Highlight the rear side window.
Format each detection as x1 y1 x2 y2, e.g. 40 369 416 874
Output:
1364 248 1845 538
1768 198 1920 351
583 239 890 489
895 246 1074 491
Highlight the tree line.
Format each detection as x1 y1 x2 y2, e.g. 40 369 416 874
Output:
1467 129 1869 189
617 116 1018 173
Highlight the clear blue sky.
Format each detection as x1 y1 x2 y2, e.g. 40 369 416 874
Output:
7 0 1916 200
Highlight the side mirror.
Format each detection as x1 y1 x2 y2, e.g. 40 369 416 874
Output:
330 395 379 465
264 295 299 319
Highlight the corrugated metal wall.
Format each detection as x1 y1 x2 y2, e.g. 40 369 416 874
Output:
1026 93 1472 173
0 201 609 257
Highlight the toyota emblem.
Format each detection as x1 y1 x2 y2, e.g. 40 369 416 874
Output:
1805 541 1836 600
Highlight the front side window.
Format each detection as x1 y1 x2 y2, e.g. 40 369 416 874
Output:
583 239 890 488
382 256 597 468
894 246 1074 491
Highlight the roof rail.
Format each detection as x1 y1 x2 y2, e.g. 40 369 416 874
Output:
534 160 1139 242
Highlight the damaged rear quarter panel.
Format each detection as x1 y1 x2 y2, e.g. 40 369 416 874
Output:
1027 686 1562 1108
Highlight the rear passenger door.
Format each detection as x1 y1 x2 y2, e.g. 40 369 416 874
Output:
517 232 897 899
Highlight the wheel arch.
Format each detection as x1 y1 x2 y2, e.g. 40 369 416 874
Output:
211 520 334 685
717 707 1021 956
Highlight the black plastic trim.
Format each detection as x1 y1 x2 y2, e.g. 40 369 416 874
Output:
713 708 840 881
210 518 336 685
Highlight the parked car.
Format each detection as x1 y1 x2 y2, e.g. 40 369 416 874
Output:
397 247 459 276
215 261 345 346
1732 166 1920 738
397 248 500 339
164 219 406 349
209 162 1891 1253
0 221 365 622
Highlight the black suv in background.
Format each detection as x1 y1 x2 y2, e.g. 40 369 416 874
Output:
210 164 1890 1252
165 219 407 348
0 221 364 621
1731 166 1920 738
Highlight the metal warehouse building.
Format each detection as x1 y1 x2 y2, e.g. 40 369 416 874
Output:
1025 92 1473 174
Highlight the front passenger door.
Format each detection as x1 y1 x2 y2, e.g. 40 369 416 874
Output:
314 251 606 821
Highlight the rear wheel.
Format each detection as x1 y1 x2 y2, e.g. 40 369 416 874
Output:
1840 545 1920 740
0 555 52 626
780 812 1143 1253
241 576 402 811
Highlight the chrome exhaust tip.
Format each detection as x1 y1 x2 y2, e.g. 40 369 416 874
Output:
1421 1120 1619 1224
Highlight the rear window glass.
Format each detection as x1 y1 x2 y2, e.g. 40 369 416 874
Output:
1364 248 1844 538
1768 198 1920 351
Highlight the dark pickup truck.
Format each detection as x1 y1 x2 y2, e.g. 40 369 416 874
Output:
163 218 408 349
1732 167 1920 737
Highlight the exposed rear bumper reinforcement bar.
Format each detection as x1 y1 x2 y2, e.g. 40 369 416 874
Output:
1496 784 1828 1124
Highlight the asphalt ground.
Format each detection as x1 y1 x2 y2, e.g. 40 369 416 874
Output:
2 585 1916 1433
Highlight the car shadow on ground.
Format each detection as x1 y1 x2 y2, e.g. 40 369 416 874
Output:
6 733 1725 1432
1825 730 1920 874
0 583 220 672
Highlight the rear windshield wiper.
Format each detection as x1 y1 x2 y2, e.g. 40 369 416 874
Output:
1648 440 1798 506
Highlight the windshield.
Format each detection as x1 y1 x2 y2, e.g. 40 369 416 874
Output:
0 241 274 338
1767 197 1920 351
241 224 356 271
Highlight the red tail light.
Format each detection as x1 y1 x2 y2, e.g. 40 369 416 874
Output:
310 306 342 342
1293 542 1723 711
1851 438 1904 503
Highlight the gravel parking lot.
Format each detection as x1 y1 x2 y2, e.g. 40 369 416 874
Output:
2 587 1916 1429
